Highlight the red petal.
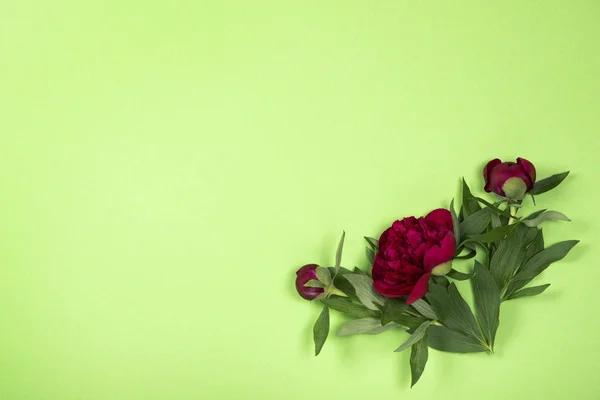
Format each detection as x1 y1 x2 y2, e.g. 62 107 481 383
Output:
423 232 456 271
424 208 453 230
483 159 502 192
406 273 431 304
517 157 536 189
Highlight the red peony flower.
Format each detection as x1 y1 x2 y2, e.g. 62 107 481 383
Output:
483 158 536 199
372 209 456 304
295 264 325 300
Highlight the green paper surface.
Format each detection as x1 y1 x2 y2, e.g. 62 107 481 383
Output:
1 1 599 399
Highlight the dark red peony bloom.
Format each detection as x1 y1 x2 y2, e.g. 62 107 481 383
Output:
483 158 536 199
295 264 325 300
372 209 456 304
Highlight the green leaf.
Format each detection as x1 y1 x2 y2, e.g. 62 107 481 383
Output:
427 325 487 353
365 247 375 265
395 321 431 352
473 196 510 216
344 274 385 311
522 210 571 227
304 279 324 288
461 179 481 217
513 240 579 281
525 229 545 261
505 284 551 300
530 171 570 195
447 269 474 281
460 208 492 240
381 298 409 326
468 224 516 243
491 213 502 229
410 332 429 388
364 236 379 250
427 283 484 343
319 296 379 319
337 318 402 336
313 306 330 356
450 199 460 243
472 261 500 349
490 229 523 291
315 266 332 286
432 275 449 287
353 266 369 276
335 231 346 273
455 250 476 260
394 314 428 330
411 299 438 320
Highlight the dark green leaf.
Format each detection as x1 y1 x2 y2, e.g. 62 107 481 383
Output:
352 266 369 276
468 224 516 243
530 171 570 195
335 231 345 273
461 179 481 217
381 298 409 326
364 236 379 250
365 247 375 265
319 296 379 319
525 229 545 261
337 318 402 336
460 208 492 240
505 284 551 300
522 210 570 227
447 269 474 281
427 283 484 343
432 275 449 287
427 325 487 353
490 229 523 291
472 261 500 348
513 240 579 281
313 306 329 356
344 274 385 311
491 213 502 229
410 332 429 388
394 314 428 330
411 299 438 320
395 321 431 352
450 199 460 243
455 250 476 260
473 196 510 216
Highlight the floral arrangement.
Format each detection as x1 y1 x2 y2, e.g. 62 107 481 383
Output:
294 158 577 387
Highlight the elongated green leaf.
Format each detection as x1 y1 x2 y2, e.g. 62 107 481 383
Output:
366 247 375 265
530 171 570 195
353 266 369 276
427 283 484 342
313 306 329 356
427 325 487 353
447 269 474 281
491 213 502 229
432 276 449 288
450 199 460 243
410 332 429 388
304 279 324 288
364 236 379 250
455 250 476 260
472 261 500 348
505 284 550 300
473 196 511 216
319 297 379 319
395 321 431 352
468 224 516 243
490 229 523 291
335 231 345 273
461 179 481 217
337 318 402 336
344 274 385 311
522 210 571 227
513 240 579 281
315 266 332 286
381 298 409 326
411 299 438 320
460 208 492 240
394 314 428 330
525 229 544 261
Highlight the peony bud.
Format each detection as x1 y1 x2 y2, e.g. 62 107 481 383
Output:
295 264 325 300
483 157 536 200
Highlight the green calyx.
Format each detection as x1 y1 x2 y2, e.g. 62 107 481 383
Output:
431 261 453 276
502 177 527 200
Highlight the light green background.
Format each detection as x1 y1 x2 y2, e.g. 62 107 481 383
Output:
1 1 599 399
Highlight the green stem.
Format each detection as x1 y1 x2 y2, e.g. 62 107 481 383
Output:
508 206 518 225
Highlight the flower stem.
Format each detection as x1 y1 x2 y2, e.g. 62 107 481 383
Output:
508 206 518 225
